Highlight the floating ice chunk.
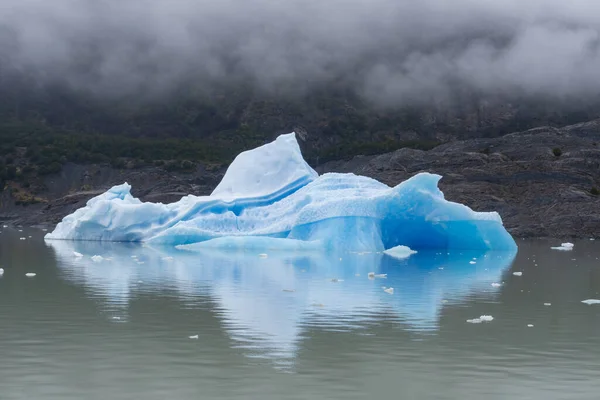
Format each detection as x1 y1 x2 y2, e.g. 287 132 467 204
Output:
189 335 199 339
551 242 574 251
544 303 551 306
0 268 4 276
258 253 268 259
73 252 83 258
131 255 137 258
469 261 476 264
383 245 417 260
44 134 517 251
513 271 523 276
161 256 174 261
527 324 534 327
368 272 375 279
383 287 394 294
2 225 7 228
491 282 502 287
91 255 104 262
330 278 343 283
19 237 26 240
282 289 295 292
25 273 36 277
581 299 600 305
468 315 493 323
112 316 121 320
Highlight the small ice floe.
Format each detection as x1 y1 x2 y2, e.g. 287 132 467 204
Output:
258 253 268 258
467 315 493 324
527 324 534 328
312 303 325 307
330 278 344 283
581 299 600 305
0 268 4 276
591 238 596 241
355 273 360 277
383 245 417 260
18 229 22 232
91 255 104 262
438 267 444 270
301 269 306 273
368 273 387 279
282 289 295 292
137 281 144 284
383 287 394 294
513 271 523 276
19 237 26 240
551 242 574 251
189 335 199 339
131 255 137 259
469 261 476 265
73 252 83 258
544 303 552 306
162 256 174 261
2 225 7 228
491 282 502 288
112 316 121 320
441 299 448 303
136 261 145 265
42 228 47 232
25 273 36 277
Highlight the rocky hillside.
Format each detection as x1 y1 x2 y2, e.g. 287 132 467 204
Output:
1 120 599 238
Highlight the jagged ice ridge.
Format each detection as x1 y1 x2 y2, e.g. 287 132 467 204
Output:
45 133 517 251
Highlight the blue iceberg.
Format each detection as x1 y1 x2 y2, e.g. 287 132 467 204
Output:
45 133 517 251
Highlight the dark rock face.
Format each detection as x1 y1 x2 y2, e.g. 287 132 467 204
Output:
317 120 600 238
2 120 599 238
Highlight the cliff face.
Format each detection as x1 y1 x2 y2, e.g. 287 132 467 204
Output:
2 120 599 239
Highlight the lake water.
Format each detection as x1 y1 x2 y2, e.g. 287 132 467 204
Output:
1 227 599 399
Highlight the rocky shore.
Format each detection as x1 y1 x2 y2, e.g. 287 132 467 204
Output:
2 120 599 238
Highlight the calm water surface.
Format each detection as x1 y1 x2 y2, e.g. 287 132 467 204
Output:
1 227 600 399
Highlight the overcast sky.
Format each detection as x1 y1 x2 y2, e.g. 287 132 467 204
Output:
1 0 600 104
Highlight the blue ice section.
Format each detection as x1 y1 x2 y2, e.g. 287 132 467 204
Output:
45 132 517 251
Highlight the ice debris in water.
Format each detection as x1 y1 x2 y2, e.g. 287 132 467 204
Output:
383 287 394 294
91 255 104 262
258 253 268 258
544 303 551 306
0 268 4 276
527 324 534 328
551 242 574 251
189 335 199 339
581 299 600 305
383 245 417 260
25 273 36 277
44 133 517 252
513 271 523 276
469 261 476 264
467 315 493 324
73 252 83 258
491 282 502 287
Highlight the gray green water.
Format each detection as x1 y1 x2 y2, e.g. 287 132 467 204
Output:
1 227 600 399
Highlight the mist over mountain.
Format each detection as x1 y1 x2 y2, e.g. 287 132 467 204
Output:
2 0 600 103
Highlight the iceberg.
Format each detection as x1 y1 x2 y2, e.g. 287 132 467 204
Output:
45 133 517 251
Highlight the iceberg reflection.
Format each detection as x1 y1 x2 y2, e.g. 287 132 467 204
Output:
47 241 516 363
